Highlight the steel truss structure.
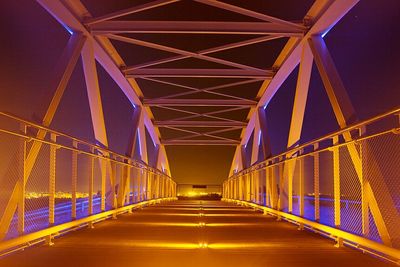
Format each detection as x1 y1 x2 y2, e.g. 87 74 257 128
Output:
35 0 360 148
1 0 399 263
38 0 311 146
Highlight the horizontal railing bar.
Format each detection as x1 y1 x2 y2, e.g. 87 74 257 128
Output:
233 106 400 176
0 129 167 175
236 127 398 174
225 199 400 261
0 112 169 177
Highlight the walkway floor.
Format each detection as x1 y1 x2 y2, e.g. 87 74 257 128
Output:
0 200 392 267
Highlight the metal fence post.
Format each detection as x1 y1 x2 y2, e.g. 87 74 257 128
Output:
49 133 57 225
138 169 142 201
314 143 320 222
333 135 341 228
359 134 370 237
17 124 27 235
71 140 78 220
299 150 305 219
288 159 293 213
100 156 106 212
89 147 94 215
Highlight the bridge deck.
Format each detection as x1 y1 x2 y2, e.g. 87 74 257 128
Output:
0 200 391 267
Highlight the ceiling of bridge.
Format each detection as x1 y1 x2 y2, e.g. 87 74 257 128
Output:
80 0 314 145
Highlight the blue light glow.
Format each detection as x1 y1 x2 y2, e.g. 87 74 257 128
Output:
137 129 142 156
258 130 262 146
321 29 330 38
65 27 73 35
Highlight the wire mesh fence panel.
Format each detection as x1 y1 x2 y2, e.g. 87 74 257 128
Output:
55 147 73 226
76 153 90 219
105 160 116 211
271 165 279 209
24 142 50 235
259 168 266 206
292 159 300 216
92 157 103 215
363 132 400 248
368 211 383 244
339 144 362 236
131 167 139 203
319 150 335 227
279 162 289 213
303 155 315 220
0 133 23 240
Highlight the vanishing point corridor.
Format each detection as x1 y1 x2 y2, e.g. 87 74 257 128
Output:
0 200 391 267
1 0 400 266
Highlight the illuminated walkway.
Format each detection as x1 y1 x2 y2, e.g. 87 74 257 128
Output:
0 200 390 267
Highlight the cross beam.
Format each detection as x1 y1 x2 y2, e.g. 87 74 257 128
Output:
154 121 247 127
91 21 305 36
126 68 273 78
162 140 240 145
144 99 257 107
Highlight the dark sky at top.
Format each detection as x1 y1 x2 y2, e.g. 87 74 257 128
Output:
0 0 399 187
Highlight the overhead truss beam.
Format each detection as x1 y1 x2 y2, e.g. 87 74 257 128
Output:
85 0 180 25
126 35 283 70
90 21 305 36
108 34 265 72
126 68 273 78
154 120 247 127
194 0 306 30
144 99 257 107
162 140 240 145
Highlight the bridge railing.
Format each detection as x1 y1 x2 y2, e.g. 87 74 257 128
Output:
0 112 176 255
223 107 400 262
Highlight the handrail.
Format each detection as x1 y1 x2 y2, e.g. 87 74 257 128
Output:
231 106 400 177
225 199 400 262
0 111 170 178
0 197 177 256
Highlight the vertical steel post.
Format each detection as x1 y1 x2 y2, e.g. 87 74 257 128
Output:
17 124 27 235
277 162 284 212
255 171 259 204
288 159 293 213
359 135 369 236
71 140 78 220
299 151 305 217
132 167 137 202
271 166 277 209
89 148 94 215
333 136 341 228
49 133 57 225
138 169 142 201
126 163 131 204
162 176 165 198
266 167 270 207
244 175 248 201
314 143 320 222
145 170 149 200
155 173 159 198
100 156 106 211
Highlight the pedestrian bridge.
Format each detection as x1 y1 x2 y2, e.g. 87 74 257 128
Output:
0 200 392 267
0 0 399 266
